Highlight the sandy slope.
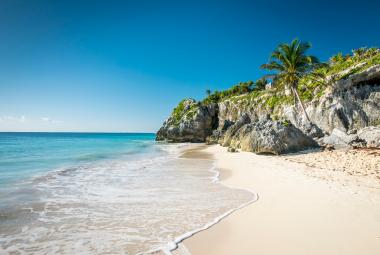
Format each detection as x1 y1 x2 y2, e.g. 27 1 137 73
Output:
182 145 380 255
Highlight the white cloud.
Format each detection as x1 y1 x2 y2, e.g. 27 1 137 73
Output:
41 117 63 124
0 115 64 132
0 115 27 123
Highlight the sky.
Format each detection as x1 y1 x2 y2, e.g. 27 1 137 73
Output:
0 0 379 132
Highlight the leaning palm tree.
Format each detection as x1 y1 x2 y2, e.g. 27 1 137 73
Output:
261 39 320 122
206 89 212 96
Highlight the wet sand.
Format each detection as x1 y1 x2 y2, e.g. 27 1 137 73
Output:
180 145 213 159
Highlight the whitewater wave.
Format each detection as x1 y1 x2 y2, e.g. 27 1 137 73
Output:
0 143 255 255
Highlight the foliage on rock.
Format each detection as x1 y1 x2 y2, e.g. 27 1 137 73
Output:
157 46 380 146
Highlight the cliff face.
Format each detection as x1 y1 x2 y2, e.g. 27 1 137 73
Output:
156 65 380 152
216 65 380 134
286 65 380 133
156 99 218 142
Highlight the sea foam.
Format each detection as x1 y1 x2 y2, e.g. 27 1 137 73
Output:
0 142 255 255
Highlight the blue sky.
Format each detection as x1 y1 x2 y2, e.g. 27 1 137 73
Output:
1 0 379 132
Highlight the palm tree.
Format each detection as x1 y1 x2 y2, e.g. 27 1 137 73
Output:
206 89 212 97
261 39 320 122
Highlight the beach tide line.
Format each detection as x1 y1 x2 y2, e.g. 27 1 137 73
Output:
145 151 259 255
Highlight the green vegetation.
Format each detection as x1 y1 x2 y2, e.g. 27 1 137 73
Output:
171 99 187 124
202 81 254 104
328 48 380 80
171 99 198 126
171 43 380 123
295 47 380 102
297 66 329 99
328 47 380 76
265 93 292 109
201 78 273 105
281 120 290 127
255 77 268 90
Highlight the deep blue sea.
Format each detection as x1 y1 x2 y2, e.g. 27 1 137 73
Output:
0 132 254 254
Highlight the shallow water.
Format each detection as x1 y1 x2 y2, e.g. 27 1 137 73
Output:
0 133 254 254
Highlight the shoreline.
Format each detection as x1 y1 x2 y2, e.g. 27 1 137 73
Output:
170 145 259 254
150 144 259 255
180 144 380 255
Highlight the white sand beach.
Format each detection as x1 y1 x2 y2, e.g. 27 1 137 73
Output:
181 145 380 255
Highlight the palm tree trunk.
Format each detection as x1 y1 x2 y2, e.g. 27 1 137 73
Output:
291 86 311 123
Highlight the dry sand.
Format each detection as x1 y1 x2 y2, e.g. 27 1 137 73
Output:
284 148 380 191
181 145 380 255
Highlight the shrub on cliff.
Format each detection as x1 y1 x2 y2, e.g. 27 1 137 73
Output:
328 47 380 78
202 81 254 104
170 99 198 126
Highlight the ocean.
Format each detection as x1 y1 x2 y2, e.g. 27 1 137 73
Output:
0 132 255 254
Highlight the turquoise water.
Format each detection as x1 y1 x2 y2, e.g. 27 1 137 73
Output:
0 132 156 186
0 132 254 254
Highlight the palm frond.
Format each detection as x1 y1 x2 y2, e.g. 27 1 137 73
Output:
298 41 312 55
260 61 286 71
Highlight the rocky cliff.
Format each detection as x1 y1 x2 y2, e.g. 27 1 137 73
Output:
216 65 380 134
156 99 218 142
156 65 380 153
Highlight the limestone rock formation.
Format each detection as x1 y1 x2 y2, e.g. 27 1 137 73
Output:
156 99 218 142
156 65 380 150
216 65 380 134
323 126 380 148
221 113 251 147
357 126 380 148
286 65 380 133
227 120 319 155
323 128 360 147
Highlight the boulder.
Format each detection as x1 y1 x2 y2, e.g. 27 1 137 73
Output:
221 113 251 147
230 120 319 155
357 126 380 148
323 128 358 146
322 126 380 148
